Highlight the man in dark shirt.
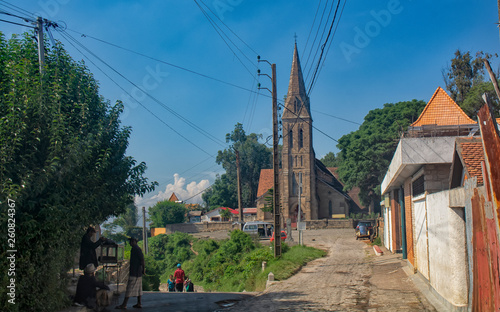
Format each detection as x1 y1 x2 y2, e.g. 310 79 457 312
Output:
116 237 145 309
74 263 110 310
79 226 105 270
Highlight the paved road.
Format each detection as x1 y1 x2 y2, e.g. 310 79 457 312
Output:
61 229 438 312
226 228 437 311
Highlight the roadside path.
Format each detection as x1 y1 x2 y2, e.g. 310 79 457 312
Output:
226 228 437 311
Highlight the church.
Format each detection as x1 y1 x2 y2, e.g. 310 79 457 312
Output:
255 44 358 224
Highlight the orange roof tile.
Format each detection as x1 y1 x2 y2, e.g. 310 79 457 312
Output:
168 193 179 202
411 87 476 127
457 138 484 184
257 169 274 198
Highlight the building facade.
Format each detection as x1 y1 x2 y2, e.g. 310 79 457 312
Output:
256 44 356 223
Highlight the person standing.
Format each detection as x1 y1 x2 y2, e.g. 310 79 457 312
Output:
174 264 185 292
167 275 175 292
116 237 145 310
74 263 110 310
79 226 105 270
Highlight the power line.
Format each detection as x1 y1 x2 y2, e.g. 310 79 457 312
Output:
65 28 266 98
58 29 227 148
307 0 342 96
302 0 323 58
309 0 347 94
193 0 257 79
312 108 361 125
303 0 330 76
197 0 259 56
0 0 35 19
58 30 218 157
0 17 35 28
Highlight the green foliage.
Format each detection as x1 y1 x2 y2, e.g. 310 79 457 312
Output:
443 49 495 105
262 187 274 213
149 200 187 227
320 152 341 167
203 123 272 209
371 236 382 246
337 100 426 211
0 32 156 312
461 81 500 119
219 207 232 221
143 232 194 288
103 203 143 242
202 173 237 209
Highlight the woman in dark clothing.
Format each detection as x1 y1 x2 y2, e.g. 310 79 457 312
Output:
79 227 105 270
74 263 110 310
115 237 145 310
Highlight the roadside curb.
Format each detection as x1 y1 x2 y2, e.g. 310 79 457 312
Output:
373 245 383 256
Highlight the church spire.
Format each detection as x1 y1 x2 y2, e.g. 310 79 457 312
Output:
283 43 311 119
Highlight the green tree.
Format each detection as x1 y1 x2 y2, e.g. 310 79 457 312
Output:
320 152 341 167
204 123 272 208
0 32 156 311
103 203 143 242
149 200 187 227
202 173 237 209
442 50 495 105
336 100 426 213
461 81 500 119
220 208 232 221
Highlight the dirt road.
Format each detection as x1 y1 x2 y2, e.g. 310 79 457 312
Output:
225 228 437 311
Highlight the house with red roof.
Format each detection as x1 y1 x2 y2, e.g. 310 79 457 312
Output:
380 86 498 310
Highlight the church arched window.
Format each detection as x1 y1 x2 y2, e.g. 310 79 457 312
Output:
289 129 293 149
299 128 303 149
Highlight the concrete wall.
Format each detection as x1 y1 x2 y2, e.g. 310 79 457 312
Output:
426 190 468 306
413 197 429 279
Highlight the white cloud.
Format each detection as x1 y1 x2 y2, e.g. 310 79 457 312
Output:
135 173 210 209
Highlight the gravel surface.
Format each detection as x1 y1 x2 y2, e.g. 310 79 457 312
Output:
214 228 438 312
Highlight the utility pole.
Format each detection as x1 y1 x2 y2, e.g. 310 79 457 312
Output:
271 63 281 258
236 149 244 230
36 17 45 75
484 59 500 103
142 206 148 255
258 57 281 257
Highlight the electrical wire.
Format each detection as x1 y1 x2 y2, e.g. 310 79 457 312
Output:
0 17 35 28
0 0 35 19
303 0 330 76
307 0 341 96
58 30 217 157
65 28 266 99
302 0 323 58
58 29 227 148
193 0 257 80
309 0 347 94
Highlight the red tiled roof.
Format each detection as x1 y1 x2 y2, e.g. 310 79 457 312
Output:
457 138 484 184
257 169 274 198
168 192 179 202
220 207 238 214
411 87 476 127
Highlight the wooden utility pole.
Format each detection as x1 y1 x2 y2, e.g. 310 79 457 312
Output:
484 60 500 103
236 149 243 230
142 206 148 255
272 63 281 258
36 17 45 75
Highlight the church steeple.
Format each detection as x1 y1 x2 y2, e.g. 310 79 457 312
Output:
283 43 311 120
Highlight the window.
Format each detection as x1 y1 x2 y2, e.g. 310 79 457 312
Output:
299 128 303 148
412 175 425 196
328 201 332 216
292 174 298 195
289 129 293 149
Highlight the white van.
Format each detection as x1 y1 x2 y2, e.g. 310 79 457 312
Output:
242 221 274 239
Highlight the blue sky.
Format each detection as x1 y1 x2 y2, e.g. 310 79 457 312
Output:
2 0 499 209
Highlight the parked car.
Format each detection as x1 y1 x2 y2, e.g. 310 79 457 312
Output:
270 230 287 242
355 221 374 241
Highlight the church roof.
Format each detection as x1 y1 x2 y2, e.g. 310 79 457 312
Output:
256 169 274 198
283 43 311 119
327 167 364 209
411 87 476 127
